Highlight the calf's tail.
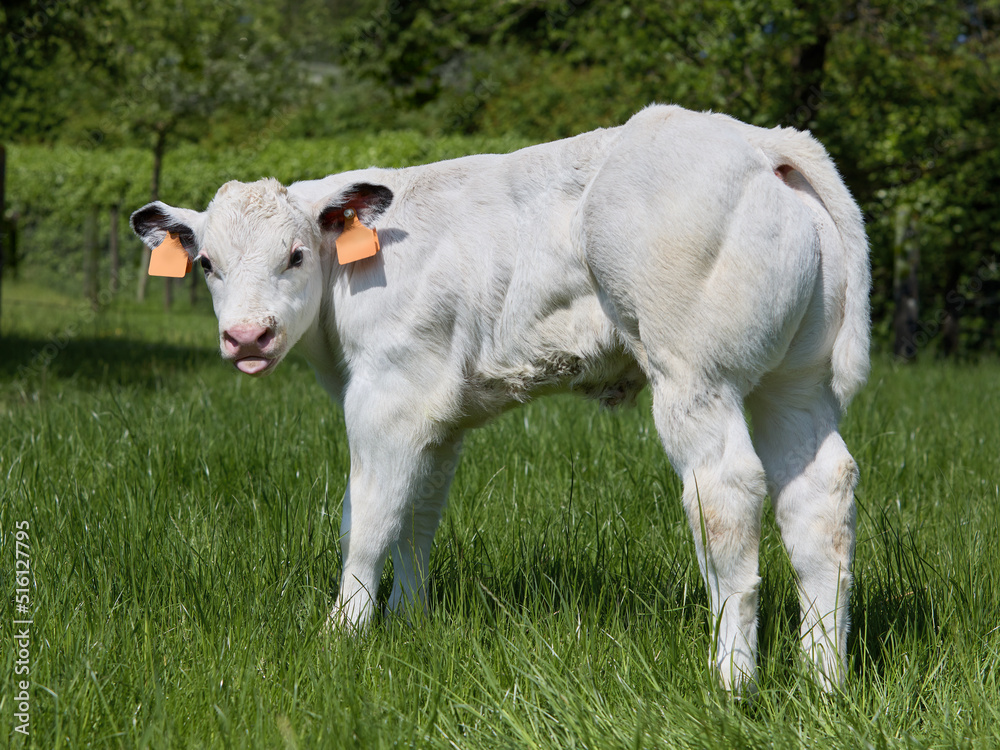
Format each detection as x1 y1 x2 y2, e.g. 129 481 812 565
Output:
740 122 871 407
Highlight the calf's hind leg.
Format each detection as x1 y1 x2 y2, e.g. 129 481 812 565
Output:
748 380 857 690
652 381 767 693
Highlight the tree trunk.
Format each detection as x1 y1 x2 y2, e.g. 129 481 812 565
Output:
150 131 165 202
0 144 5 338
138 127 168 303
84 206 100 311
136 244 150 301
941 265 962 358
109 204 121 296
892 206 919 360
786 4 830 128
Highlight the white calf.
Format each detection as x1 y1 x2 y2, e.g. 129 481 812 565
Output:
131 105 869 692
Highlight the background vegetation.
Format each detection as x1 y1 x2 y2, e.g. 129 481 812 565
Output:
1 0 998 355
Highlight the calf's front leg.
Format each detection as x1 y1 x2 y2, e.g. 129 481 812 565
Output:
330 400 460 629
387 437 463 617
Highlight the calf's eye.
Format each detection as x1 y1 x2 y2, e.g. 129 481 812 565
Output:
199 256 213 274
289 248 304 268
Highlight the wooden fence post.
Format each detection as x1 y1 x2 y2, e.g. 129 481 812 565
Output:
109 204 121 296
892 205 920 360
84 206 100 311
137 245 151 302
189 269 198 306
0 144 6 337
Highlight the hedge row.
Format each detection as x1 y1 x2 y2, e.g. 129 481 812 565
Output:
6 130 532 274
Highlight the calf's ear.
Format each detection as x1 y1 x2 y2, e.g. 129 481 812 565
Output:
316 183 394 233
130 202 205 255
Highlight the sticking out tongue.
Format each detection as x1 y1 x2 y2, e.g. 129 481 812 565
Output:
236 357 272 375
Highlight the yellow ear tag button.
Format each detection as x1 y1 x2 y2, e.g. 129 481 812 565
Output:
335 209 380 264
149 232 192 277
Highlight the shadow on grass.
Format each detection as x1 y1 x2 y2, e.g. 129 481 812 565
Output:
0 333 220 392
430 518 703 630
849 506 941 682
755 562 803 678
753 509 940 686
849 570 939 680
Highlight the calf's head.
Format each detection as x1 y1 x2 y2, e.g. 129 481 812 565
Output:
131 178 392 375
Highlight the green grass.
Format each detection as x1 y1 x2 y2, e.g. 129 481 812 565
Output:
2 278 999 748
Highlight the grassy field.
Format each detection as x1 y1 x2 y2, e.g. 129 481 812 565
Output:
2 278 999 749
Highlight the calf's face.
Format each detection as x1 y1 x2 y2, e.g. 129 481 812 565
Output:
131 178 393 375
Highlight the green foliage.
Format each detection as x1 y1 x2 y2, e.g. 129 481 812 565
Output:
0 0 90 139
343 1 857 135
1 287 1000 747
2 0 998 350
822 1 1000 345
77 0 300 144
342 0 1000 354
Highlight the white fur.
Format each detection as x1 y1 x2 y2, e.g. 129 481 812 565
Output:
131 105 870 692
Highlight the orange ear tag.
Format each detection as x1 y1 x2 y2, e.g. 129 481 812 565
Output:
148 232 192 277
335 209 380 264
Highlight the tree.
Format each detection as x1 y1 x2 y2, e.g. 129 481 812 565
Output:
0 145 5 336
70 0 305 304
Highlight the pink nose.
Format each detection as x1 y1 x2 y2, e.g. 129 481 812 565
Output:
223 324 275 356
